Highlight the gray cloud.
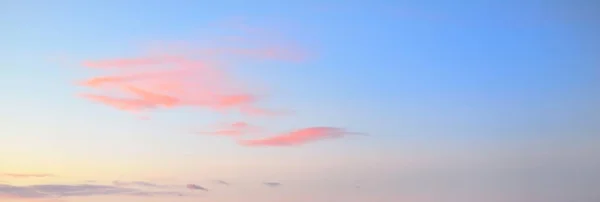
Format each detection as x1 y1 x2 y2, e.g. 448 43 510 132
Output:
263 182 281 187
0 183 184 198
0 184 48 198
213 180 229 186
113 180 175 189
186 184 208 191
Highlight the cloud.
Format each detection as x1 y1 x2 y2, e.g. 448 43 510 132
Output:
79 67 187 87
196 121 262 137
0 183 184 198
80 94 158 112
213 180 230 186
186 184 208 191
0 184 48 198
238 127 366 146
1 173 55 178
81 55 183 69
73 23 364 149
199 130 245 136
263 182 281 187
112 180 175 189
78 52 286 117
76 24 307 118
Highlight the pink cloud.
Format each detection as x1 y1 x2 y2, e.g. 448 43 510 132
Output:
238 127 365 147
80 94 156 112
78 61 207 87
141 36 308 62
81 55 183 69
72 24 364 149
75 23 311 119
122 86 179 107
196 121 262 137
199 130 245 136
77 52 285 116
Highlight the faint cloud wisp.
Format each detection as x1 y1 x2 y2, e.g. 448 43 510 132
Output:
263 182 282 187
239 127 366 147
0 183 185 199
1 173 55 178
195 121 262 137
186 184 208 191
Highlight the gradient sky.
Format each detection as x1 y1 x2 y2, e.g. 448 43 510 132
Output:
1 1 599 202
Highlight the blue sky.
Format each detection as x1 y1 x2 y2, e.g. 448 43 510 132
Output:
1 1 599 202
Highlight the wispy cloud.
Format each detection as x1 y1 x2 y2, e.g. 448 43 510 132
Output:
213 180 230 186
76 24 305 118
186 184 208 191
78 51 290 117
1 173 55 178
81 56 183 69
263 182 282 187
195 121 262 137
239 127 366 146
73 23 363 148
112 180 176 189
0 183 184 198
78 55 277 116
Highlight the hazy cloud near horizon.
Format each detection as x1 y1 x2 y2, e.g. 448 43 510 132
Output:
0 183 185 198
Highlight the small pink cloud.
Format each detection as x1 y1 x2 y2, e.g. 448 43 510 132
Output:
198 130 245 136
80 94 156 112
196 121 261 137
122 86 179 107
238 127 365 147
80 75 131 87
81 55 183 69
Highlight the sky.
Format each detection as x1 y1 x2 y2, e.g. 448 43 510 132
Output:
1 0 599 202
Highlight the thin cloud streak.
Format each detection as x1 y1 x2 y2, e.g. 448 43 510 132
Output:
186 184 208 191
263 182 282 187
81 94 157 112
82 55 183 69
239 127 366 146
195 121 262 137
0 183 185 198
1 173 55 178
112 180 174 189
213 180 230 186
